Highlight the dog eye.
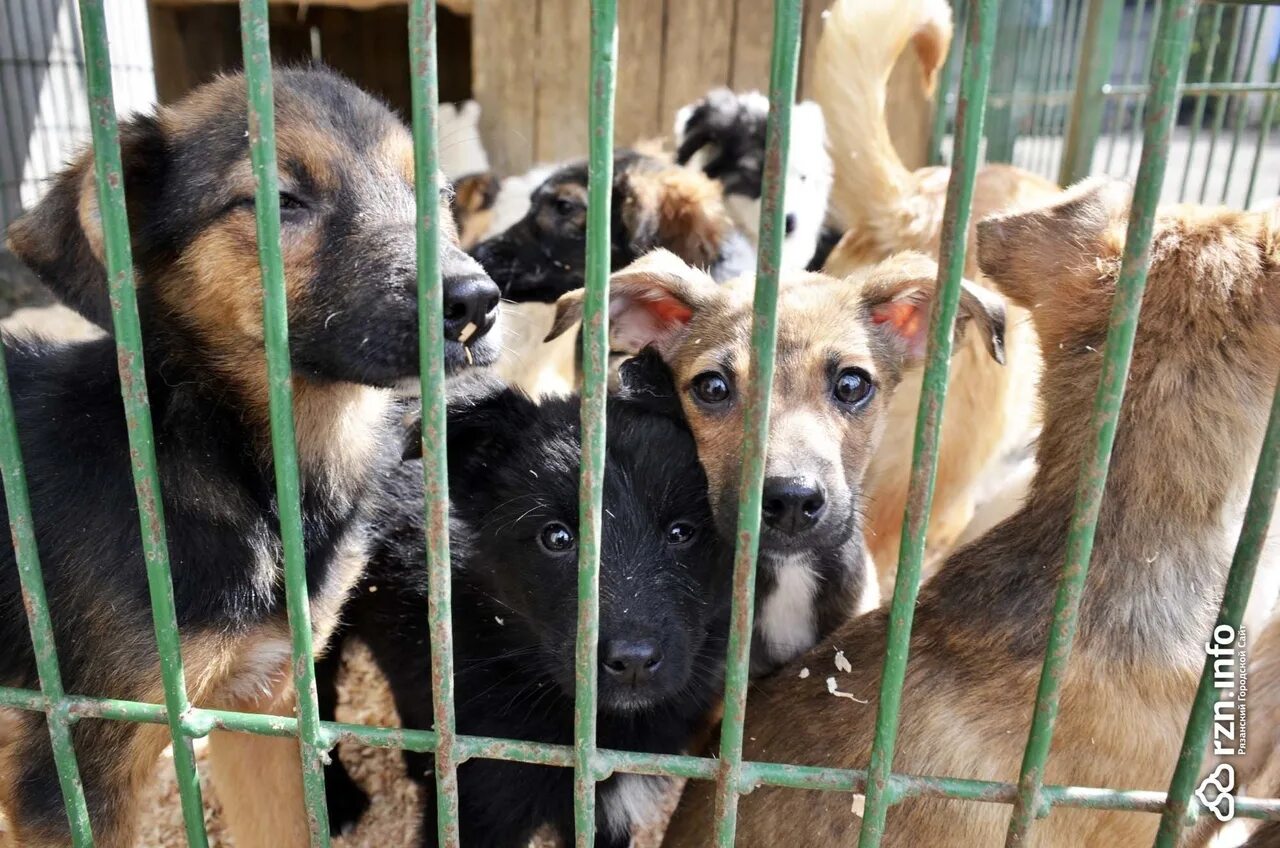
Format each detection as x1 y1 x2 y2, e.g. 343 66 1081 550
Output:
833 367 875 408
691 372 731 406
551 197 578 217
279 192 308 212
666 521 696 546
538 522 575 553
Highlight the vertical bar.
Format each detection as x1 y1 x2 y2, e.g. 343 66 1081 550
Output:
1176 4 1225 200
1198 5 1244 203
1060 0 1124 185
710 1 801 845
856 0 999 844
237 1 331 842
1123 0 1165 179
407 0 461 844
984 2 1024 163
1026 0 1067 177
0 359 93 843
573 1 617 844
1154 375 1280 845
76 2 211 844
1106 0 1151 173
928 0 967 167
1041 0 1088 177
1220 8 1265 205
1243 57 1280 209
1003 1 1198 843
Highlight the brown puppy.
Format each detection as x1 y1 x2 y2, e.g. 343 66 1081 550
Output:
551 249 1005 675
662 181 1280 846
814 0 1059 591
0 69 499 848
450 170 500 251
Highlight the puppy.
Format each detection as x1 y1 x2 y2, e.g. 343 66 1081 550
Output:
550 249 1006 675
814 0 1059 590
316 353 731 846
0 69 500 848
473 150 755 398
674 89 833 272
662 182 1280 845
449 171 501 251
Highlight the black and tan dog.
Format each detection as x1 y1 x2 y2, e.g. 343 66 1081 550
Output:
472 151 755 397
0 69 500 848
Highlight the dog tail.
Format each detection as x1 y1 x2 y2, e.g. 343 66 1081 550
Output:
813 0 953 229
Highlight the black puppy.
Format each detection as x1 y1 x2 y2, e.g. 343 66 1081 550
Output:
0 69 499 847
471 150 755 304
318 352 731 846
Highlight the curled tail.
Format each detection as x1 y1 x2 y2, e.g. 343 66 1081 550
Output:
814 0 953 229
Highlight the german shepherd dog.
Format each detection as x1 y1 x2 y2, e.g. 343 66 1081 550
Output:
0 69 500 848
317 352 732 846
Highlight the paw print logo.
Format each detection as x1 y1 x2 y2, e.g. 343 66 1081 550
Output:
1195 763 1235 823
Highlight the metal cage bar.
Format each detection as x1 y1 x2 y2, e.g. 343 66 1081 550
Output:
1004 0 1199 843
858 0 999 843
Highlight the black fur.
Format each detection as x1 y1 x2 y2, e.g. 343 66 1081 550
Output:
318 352 731 846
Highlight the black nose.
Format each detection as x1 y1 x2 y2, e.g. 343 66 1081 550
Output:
761 476 826 534
602 638 663 686
442 274 500 343
784 212 798 236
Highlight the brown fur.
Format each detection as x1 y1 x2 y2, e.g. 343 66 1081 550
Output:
814 0 1060 593
451 171 500 250
662 182 1280 846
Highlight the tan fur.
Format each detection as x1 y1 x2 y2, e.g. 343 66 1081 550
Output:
814 0 1060 592
662 184 1280 846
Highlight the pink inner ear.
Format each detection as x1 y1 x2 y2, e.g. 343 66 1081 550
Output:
611 292 694 353
871 298 929 359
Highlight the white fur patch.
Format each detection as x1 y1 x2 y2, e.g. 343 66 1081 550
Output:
601 773 671 841
225 637 293 704
758 555 819 666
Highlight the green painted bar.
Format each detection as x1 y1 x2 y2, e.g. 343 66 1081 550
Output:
0 352 94 844
983 2 1024 163
1154 373 1280 845
1060 0 1124 185
1003 1 1198 843
237 1 332 841
1044 0 1089 176
1220 7 1265 203
76 1 211 843
857 0 999 843
573 1 618 844
709 2 801 845
406 0 462 843
1243 57 1280 208
1108 80 1280 97
927 0 966 166
1197 5 1245 202
1177 4 1226 200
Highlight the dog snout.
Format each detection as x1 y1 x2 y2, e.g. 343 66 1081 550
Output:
762 476 827 535
784 212 798 236
601 638 664 687
443 274 500 342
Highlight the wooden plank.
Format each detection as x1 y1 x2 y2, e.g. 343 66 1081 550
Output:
659 0 734 128
146 4 240 103
534 0 592 163
471 0 538 174
730 0 773 93
614 0 666 147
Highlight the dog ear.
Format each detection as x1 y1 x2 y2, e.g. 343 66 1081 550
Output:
615 347 685 420
863 252 1007 366
621 168 728 268
976 178 1129 311
444 380 539 471
6 114 166 331
546 250 719 356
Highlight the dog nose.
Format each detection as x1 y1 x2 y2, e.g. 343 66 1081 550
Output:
602 638 663 686
784 212 798 236
762 477 826 534
442 274 500 342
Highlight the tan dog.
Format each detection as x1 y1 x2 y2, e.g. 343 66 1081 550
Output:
551 249 1005 675
814 0 1060 591
661 181 1280 846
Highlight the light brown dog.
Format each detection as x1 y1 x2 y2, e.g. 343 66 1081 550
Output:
661 181 1280 846
551 249 1006 676
814 0 1060 591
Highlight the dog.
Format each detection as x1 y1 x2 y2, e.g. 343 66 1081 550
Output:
449 171 501 250
0 68 500 848
473 150 755 398
661 181 1280 845
674 89 833 272
550 249 1006 676
315 352 732 846
811 0 1061 592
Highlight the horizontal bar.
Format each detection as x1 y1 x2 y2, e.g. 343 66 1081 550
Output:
1105 80 1280 97
2 685 1275 820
